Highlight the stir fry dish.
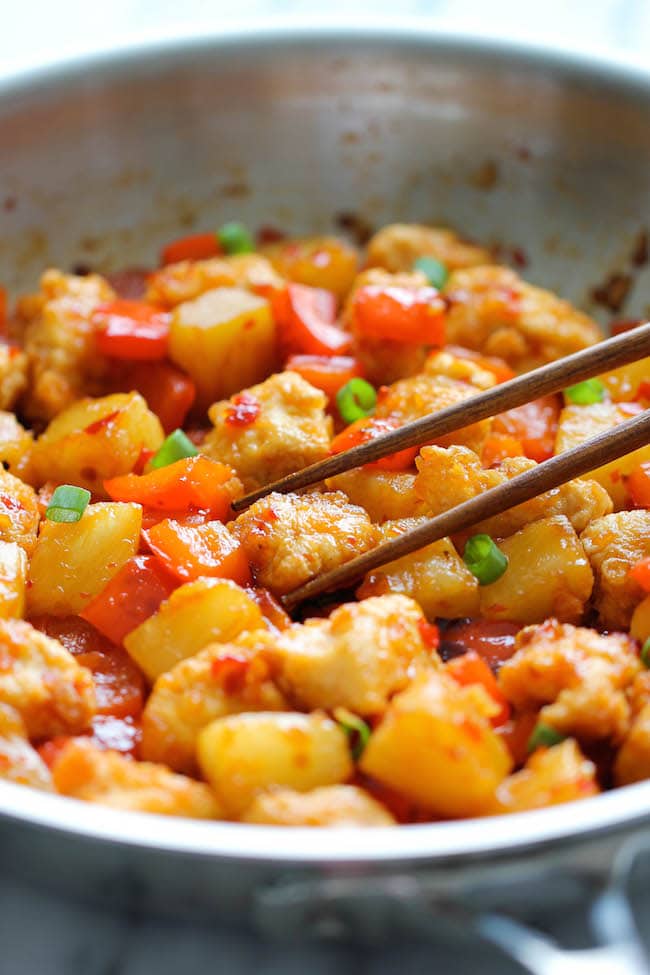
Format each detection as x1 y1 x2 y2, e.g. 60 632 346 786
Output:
0 220 648 828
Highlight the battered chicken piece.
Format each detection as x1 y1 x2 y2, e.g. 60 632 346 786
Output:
0 469 40 555
415 445 612 537
146 253 284 308
614 703 650 786
499 620 640 743
203 371 331 492
344 268 431 384
230 490 378 595
0 344 27 411
365 223 491 273
52 739 221 818
269 594 438 716
0 702 53 790
491 739 598 814
580 511 650 629
141 630 287 774
240 785 396 826
0 620 96 738
444 265 602 370
0 411 34 480
375 374 490 454
325 469 426 523
14 270 115 422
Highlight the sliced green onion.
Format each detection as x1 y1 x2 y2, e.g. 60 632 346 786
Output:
336 378 377 424
527 722 566 753
641 637 650 668
463 534 508 586
45 484 91 523
333 707 371 760
217 221 254 255
564 378 606 405
150 429 198 469
413 256 449 290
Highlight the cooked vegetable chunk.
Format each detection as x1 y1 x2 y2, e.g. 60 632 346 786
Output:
52 739 220 818
27 502 142 616
0 541 28 619
358 523 480 620
230 490 377 596
262 235 359 300
580 511 650 629
0 469 40 555
240 785 395 826
168 287 277 409
614 703 650 786
197 711 353 816
123 578 265 682
0 702 53 790
31 392 164 495
491 739 598 813
204 370 331 492
499 620 640 743
444 265 601 370
478 516 594 624
146 253 284 308
359 671 512 816
141 630 287 773
270 594 437 715
555 403 650 509
0 619 95 738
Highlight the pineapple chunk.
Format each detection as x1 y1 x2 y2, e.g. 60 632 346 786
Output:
197 711 353 816
490 739 598 814
0 541 27 619
31 392 164 496
326 469 425 522
555 402 650 509
358 522 480 620
359 671 512 817
479 515 593 624
600 357 650 402
262 236 358 300
27 502 142 616
123 577 265 682
169 287 277 410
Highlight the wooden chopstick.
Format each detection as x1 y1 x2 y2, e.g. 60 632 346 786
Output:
281 407 650 610
233 322 650 511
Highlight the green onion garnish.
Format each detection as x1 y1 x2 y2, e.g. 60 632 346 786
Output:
527 722 566 753
333 707 371 760
564 378 606 405
150 429 198 469
45 484 91 523
641 637 650 668
336 378 377 424
217 221 254 255
463 534 509 586
413 256 449 290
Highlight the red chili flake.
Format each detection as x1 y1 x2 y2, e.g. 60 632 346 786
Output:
85 410 121 435
210 653 250 694
225 392 261 428
0 493 24 512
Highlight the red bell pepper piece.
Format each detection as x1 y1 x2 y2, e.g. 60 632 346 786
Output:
104 455 235 517
272 283 351 356
116 360 196 433
352 285 446 345
80 554 178 645
446 650 511 726
628 462 650 508
440 619 521 671
329 416 418 471
160 231 222 266
143 518 251 585
74 648 146 718
630 556 650 593
491 394 561 463
93 299 170 359
285 354 364 400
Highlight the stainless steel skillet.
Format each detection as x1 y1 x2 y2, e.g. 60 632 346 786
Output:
1 24 650 971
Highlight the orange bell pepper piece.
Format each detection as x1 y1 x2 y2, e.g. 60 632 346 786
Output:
352 285 446 345
329 416 418 471
629 462 650 508
446 650 511 726
630 556 650 593
143 518 251 585
104 455 235 517
285 354 364 400
160 231 222 266
491 394 561 463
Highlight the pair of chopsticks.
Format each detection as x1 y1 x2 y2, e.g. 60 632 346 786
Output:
232 323 650 610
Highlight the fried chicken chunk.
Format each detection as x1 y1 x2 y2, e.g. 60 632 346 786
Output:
581 511 650 629
0 702 53 790
230 490 377 595
241 785 395 826
365 223 491 274
203 371 331 492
